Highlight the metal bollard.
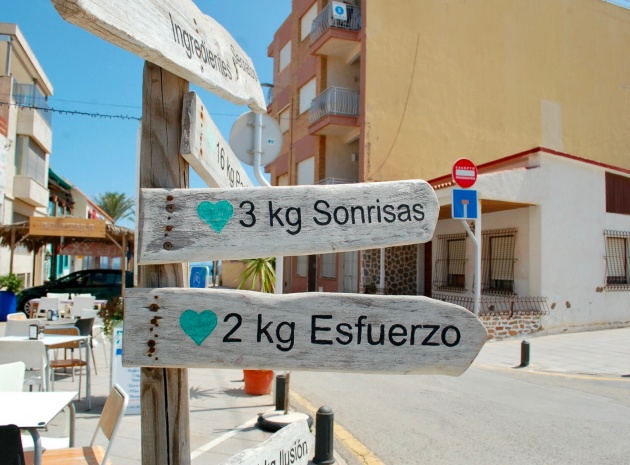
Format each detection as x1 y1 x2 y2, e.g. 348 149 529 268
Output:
520 340 530 367
274 374 286 411
313 406 335 464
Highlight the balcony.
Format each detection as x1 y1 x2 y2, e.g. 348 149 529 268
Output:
13 82 53 153
310 2 361 61
309 87 359 140
14 176 49 208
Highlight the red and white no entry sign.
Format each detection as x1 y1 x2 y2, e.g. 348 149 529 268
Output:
452 158 478 188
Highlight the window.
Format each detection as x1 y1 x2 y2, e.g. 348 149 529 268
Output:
321 253 336 278
279 41 291 72
296 255 307 277
300 3 318 42
605 230 630 289
279 106 290 133
297 157 315 185
433 233 466 291
606 172 630 215
299 79 316 115
15 136 47 186
277 173 289 186
481 228 517 294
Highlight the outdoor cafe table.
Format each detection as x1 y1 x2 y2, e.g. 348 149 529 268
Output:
0 391 77 465
0 334 92 410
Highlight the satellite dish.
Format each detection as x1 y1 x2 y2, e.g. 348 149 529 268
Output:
229 111 283 166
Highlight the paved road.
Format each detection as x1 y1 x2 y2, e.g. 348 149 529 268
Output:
290 328 630 465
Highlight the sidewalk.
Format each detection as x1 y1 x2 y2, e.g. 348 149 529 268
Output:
3 323 629 464
473 326 630 377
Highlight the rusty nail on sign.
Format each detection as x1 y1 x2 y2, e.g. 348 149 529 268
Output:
149 304 159 312
166 195 174 201
163 242 173 250
166 204 175 213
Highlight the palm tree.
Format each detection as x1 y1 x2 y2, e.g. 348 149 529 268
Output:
94 192 134 224
237 257 276 293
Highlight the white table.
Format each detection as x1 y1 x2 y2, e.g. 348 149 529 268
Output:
0 335 92 410
0 391 77 465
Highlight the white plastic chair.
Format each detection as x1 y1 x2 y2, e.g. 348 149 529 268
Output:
34 297 61 319
71 296 96 317
6 312 27 321
23 385 129 465
5 319 41 337
0 340 48 391
0 361 26 391
46 293 70 300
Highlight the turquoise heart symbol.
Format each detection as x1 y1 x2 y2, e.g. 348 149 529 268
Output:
180 310 218 346
197 200 233 233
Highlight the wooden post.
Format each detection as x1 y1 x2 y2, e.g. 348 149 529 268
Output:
138 61 190 465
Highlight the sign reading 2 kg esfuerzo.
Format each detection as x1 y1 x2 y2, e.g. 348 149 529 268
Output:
138 180 439 264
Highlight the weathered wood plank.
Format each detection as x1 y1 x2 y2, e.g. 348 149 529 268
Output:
123 288 488 376
137 180 440 264
219 420 312 465
135 62 190 465
181 92 254 188
50 0 265 112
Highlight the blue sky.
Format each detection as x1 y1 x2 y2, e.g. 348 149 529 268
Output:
2 0 291 225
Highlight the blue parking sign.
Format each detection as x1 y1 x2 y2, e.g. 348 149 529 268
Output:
190 266 209 288
452 189 478 219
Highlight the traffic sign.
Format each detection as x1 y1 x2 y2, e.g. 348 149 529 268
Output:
123 288 488 376
452 189 478 219
229 111 283 167
181 92 254 188
137 180 440 264
189 266 209 289
51 0 266 112
452 158 478 188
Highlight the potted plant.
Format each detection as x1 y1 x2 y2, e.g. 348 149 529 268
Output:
238 258 276 395
0 273 23 321
98 297 125 341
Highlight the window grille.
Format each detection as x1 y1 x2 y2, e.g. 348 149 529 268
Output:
296 255 307 277
433 233 467 292
481 228 517 295
321 253 336 279
604 230 630 290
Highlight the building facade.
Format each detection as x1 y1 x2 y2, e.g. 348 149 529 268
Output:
0 23 54 287
265 0 630 336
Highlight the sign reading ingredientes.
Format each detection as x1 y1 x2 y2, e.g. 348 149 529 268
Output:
181 92 254 188
137 180 440 264
50 0 266 113
122 288 488 376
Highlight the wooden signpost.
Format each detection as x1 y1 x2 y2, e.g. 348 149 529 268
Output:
50 0 266 112
137 180 440 264
123 288 487 376
218 420 312 465
181 91 254 188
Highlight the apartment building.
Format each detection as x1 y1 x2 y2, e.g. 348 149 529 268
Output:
0 23 53 286
265 0 630 336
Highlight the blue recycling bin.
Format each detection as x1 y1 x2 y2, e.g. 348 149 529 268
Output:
0 291 17 321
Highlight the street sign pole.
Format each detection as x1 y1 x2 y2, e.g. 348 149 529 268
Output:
452 159 481 316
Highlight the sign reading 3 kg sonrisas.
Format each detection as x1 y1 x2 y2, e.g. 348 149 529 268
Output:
123 289 488 376
138 180 439 264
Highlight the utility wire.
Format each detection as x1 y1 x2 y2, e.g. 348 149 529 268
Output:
0 101 141 121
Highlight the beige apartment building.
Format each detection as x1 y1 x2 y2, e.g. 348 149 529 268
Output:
265 0 630 336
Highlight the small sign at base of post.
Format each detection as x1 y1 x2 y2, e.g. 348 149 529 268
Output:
219 420 313 465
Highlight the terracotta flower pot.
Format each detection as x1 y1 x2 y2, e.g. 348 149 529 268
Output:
243 369 274 396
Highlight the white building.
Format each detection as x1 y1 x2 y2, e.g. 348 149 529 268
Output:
431 148 630 338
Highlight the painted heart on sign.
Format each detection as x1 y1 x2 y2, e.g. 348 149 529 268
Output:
180 309 218 346
197 200 233 233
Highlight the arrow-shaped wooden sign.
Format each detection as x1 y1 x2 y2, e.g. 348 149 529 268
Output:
181 92 254 188
123 288 487 376
51 0 266 112
137 180 440 264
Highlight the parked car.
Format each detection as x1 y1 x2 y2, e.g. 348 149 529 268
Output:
17 269 134 314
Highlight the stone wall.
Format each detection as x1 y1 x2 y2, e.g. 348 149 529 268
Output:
361 245 417 295
481 313 543 340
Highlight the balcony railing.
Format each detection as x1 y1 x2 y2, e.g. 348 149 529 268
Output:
317 177 354 185
310 2 361 44
12 82 52 126
309 87 359 124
